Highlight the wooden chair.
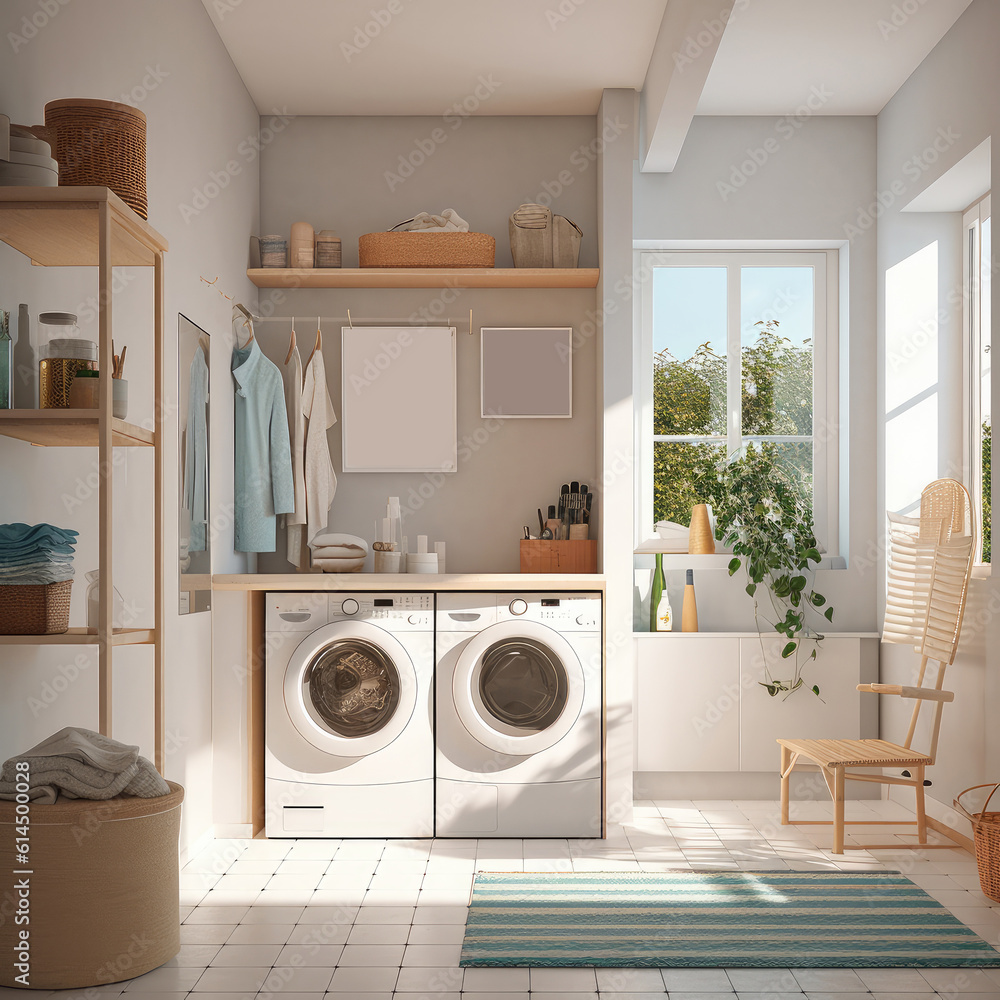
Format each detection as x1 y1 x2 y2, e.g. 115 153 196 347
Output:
777 480 975 854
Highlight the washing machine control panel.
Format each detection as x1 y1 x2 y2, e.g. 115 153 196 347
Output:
329 593 433 628
495 593 602 631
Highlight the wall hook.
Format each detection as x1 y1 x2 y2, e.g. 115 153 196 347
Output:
347 308 354 329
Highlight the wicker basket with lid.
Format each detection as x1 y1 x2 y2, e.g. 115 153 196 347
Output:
41 98 147 219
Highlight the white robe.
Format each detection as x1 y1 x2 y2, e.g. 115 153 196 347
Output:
302 346 337 549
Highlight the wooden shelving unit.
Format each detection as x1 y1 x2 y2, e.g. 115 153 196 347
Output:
0 628 156 646
0 186 168 769
0 409 154 447
247 266 600 289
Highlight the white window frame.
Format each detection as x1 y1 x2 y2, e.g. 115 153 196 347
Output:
962 193 991 567
635 249 840 556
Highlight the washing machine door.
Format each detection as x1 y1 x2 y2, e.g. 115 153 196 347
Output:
284 621 417 757
452 620 586 755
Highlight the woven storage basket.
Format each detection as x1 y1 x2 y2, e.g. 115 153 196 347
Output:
43 98 147 219
0 579 72 635
955 784 1000 902
359 231 495 268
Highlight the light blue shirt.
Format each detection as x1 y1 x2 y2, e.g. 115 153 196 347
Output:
184 345 209 552
232 338 294 553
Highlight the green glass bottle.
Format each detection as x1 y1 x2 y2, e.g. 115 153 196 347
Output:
0 311 11 410
650 553 667 631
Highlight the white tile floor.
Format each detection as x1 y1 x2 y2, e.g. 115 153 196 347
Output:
15 797 1000 1000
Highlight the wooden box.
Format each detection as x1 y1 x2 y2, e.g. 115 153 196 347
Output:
520 539 598 574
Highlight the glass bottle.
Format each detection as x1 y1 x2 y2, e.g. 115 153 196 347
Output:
0 310 11 409
650 553 670 632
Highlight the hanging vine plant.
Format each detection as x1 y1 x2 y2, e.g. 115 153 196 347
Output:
698 441 834 698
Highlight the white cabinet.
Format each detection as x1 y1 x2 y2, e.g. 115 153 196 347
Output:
635 637 741 771
738 637 878 771
635 634 878 773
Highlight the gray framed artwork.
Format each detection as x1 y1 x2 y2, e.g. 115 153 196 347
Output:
481 326 573 418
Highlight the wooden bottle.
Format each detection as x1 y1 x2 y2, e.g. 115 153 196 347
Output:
681 569 698 632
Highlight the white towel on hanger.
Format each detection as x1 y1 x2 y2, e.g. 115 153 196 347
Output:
282 341 307 568
302 346 337 549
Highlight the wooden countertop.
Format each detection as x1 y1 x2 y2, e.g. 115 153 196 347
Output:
212 573 606 592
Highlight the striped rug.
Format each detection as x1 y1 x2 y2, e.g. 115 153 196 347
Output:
460 871 1000 968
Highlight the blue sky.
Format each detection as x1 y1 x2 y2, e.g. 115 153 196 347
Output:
652 266 814 360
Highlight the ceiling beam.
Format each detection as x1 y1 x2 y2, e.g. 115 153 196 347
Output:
640 0 741 172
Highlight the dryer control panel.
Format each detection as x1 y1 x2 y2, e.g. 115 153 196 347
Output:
496 592 602 631
329 592 433 630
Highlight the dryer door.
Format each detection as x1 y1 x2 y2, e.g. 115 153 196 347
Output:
452 620 586 756
284 621 418 757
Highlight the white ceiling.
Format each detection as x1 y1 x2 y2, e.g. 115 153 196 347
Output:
203 0 973 118
696 0 974 115
200 0 667 116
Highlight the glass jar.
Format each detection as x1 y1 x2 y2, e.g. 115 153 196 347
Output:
38 312 98 408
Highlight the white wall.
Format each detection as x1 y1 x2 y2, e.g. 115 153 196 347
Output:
875 0 1000 827
0 0 258 853
254 115 600 575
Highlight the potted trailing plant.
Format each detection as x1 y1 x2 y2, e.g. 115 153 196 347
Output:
698 440 835 699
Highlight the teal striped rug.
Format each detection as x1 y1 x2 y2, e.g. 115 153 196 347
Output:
460 871 1000 968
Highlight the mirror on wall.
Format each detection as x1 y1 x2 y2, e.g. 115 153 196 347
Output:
178 314 211 614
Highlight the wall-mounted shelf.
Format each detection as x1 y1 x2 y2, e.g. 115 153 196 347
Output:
0 628 156 646
0 410 155 448
247 267 600 289
0 186 167 266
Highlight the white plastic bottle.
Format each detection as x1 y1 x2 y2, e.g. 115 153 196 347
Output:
656 590 673 632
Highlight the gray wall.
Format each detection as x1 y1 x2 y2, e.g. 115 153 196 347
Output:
0 0 258 852
632 115 879 634
256 116 600 573
875 0 1000 825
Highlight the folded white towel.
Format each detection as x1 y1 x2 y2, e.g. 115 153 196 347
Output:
313 558 365 572
398 209 469 233
310 533 368 555
312 546 366 559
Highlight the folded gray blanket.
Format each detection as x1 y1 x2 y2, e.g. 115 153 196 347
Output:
0 727 170 804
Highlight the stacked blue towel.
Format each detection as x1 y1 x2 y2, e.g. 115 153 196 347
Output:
0 523 79 586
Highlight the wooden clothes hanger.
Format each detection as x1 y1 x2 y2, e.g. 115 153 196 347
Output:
284 316 297 365
308 316 322 364
233 303 254 348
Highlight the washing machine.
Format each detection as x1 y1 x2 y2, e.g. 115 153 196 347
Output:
265 591 434 837
435 592 603 838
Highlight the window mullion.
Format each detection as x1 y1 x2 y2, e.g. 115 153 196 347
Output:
727 262 742 456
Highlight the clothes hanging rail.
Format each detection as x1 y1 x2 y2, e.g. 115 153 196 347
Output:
247 315 470 326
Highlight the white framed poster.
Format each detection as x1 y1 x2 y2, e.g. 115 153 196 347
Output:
342 326 457 473
481 326 573 418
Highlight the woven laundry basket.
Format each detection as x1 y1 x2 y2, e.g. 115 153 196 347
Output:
0 580 71 635
955 783 1000 903
41 99 147 219
0 781 183 989
359 231 495 268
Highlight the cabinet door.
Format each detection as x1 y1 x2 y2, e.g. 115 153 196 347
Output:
738 637 873 771
635 638 741 772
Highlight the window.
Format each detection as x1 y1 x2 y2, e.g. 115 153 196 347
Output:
637 250 839 553
964 196 991 564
